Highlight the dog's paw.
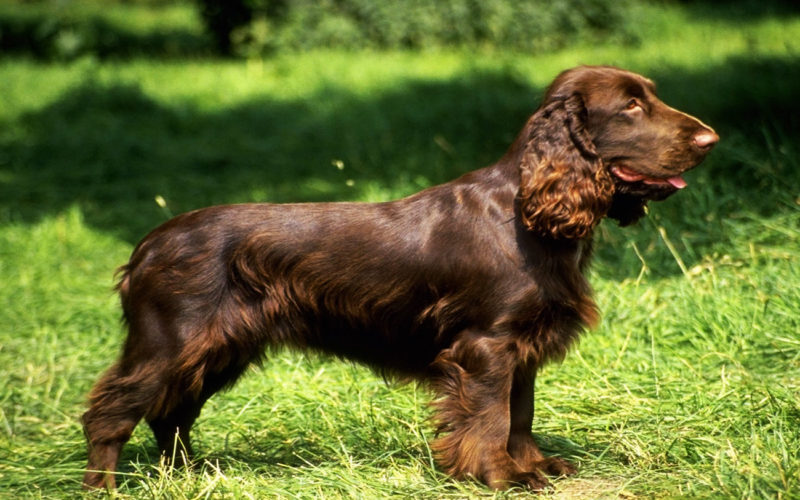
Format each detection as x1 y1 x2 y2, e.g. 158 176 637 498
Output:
539 456 577 477
485 469 552 491
514 470 553 490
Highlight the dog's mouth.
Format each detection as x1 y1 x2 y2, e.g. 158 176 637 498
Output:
610 165 687 190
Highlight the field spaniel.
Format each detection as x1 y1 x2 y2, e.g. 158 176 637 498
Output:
82 65 717 490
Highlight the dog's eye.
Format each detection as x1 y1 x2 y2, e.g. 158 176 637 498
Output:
625 99 641 111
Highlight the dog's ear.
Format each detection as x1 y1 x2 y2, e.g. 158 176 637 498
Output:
517 93 614 240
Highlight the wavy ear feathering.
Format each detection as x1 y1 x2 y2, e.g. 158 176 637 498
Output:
517 93 615 240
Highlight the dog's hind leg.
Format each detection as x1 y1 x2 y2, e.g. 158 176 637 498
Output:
82 298 186 489
146 360 252 466
82 358 172 489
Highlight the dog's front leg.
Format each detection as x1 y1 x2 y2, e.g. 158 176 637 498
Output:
430 332 550 490
507 368 577 479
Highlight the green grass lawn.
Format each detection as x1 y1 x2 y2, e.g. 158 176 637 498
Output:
1 2 799 498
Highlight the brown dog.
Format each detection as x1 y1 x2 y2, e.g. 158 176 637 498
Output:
82 66 717 490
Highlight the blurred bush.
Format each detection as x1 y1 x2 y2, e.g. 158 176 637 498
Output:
0 0 634 59
197 0 634 56
0 1 210 60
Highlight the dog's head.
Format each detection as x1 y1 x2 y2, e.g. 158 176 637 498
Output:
517 65 718 238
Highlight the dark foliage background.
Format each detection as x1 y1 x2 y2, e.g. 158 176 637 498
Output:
204 0 633 56
0 0 634 59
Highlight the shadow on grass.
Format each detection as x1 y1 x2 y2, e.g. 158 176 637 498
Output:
0 69 536 242
1 54 798 276
119 430 594 490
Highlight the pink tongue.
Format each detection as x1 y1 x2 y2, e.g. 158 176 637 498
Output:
667 176 687 189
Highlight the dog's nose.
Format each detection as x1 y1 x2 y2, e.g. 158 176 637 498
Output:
693 130 719 150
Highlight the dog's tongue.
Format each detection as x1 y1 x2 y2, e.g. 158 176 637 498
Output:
612 165 688 189
667 176 687 189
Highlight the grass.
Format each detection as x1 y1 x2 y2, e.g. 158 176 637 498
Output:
1 1 799 498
